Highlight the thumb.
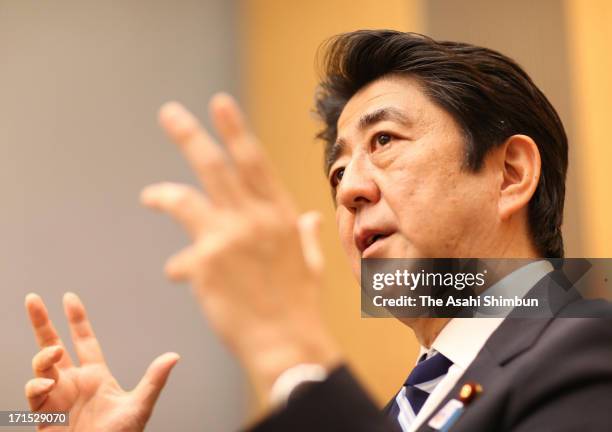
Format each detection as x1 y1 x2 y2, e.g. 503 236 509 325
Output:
133 352 180 411
297 211 325 276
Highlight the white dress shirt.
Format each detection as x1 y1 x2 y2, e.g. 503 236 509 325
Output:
405 260 553 432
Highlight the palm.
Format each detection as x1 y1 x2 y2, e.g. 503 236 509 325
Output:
25 293 179 432
40 365 116 430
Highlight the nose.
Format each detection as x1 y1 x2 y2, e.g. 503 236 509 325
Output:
336 157 380 212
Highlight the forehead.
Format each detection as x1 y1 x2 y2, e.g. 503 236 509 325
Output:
337 75 428 133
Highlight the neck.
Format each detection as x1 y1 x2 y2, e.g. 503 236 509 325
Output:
401 317 451 348
399 219 544 348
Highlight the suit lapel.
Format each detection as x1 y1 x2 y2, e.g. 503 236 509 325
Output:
415 268 581 431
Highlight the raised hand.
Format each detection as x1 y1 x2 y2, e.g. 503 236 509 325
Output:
140 95 341 409
24 293 179 431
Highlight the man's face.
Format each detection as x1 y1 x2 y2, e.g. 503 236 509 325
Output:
329 76 500 280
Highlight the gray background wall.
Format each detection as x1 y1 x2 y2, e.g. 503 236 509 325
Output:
0 1 245 431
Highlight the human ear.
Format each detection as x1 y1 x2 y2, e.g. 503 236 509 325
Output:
498 134 541 220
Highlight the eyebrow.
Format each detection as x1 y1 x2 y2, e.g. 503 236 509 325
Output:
325 106 411 175
358 106 410 131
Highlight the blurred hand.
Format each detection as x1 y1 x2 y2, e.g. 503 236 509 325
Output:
24 293 179 431
141 94 341 408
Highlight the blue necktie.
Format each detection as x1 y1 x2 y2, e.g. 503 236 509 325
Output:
388 352 453 431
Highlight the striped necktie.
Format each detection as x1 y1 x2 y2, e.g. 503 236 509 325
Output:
388 352 453 431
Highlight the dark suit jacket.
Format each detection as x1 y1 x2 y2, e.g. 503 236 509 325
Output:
247 270 612 431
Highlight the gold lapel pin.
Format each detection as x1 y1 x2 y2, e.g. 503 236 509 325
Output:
458 382 483 405
428 382 483 431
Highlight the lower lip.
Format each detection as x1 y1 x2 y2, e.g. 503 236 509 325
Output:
362 234 393 258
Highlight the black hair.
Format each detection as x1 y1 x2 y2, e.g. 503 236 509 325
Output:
315 30 568 258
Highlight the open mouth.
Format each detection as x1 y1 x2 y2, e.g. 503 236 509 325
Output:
366 233 389 248
356 230 394 257
362 233 392 257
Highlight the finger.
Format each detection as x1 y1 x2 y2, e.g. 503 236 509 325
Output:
158 102 241 205
140 182 211 239
162 240 225 283
63 292 105 365
133 352 180 411
163 245 200 282
25 293 73 368
25 378 55 411
297 211 325 276
32 345 63 381
209 93 288 202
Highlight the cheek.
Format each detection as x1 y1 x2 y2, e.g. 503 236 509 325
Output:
379 157 476 252
381 161 432 223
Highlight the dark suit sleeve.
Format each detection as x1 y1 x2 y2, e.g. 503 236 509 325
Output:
245 366 400 432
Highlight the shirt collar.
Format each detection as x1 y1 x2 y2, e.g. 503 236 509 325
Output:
422 260 554 369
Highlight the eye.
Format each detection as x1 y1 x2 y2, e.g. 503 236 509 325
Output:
374 133 392 148
329 167 345 188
